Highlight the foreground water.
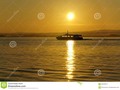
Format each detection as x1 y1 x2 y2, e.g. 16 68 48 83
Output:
0 37 120 81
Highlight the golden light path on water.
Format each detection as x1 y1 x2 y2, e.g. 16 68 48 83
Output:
66 40 75 80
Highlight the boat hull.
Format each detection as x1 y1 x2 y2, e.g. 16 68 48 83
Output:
56 37 83 40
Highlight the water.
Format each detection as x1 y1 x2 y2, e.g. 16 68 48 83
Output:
0 37 120 81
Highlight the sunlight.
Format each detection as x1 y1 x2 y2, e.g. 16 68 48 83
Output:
67 41 74 61
66 40 75 80
67 12 75 21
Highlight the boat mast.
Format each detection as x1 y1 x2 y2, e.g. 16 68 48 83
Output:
67 30 68 36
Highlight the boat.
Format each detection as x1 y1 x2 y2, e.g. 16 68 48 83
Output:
56 31 83 40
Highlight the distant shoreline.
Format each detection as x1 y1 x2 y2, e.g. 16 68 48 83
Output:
0 35 120 37
0 30 120 37
0 34 120 37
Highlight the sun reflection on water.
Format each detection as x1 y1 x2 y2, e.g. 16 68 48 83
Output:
66 40 75 80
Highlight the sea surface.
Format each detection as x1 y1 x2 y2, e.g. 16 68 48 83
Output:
0 37 120 81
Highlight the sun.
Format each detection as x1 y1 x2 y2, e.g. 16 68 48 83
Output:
67 12 75 21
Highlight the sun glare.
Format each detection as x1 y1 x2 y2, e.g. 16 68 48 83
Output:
67 12 74 21
66 40 75 80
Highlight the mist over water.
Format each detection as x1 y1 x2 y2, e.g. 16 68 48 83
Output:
0 37 120 81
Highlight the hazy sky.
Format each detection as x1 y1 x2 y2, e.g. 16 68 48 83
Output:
0 0 120 33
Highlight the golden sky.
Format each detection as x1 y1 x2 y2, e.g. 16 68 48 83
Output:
0 0 120 33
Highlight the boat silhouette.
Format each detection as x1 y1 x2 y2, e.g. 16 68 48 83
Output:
56 31 83 40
